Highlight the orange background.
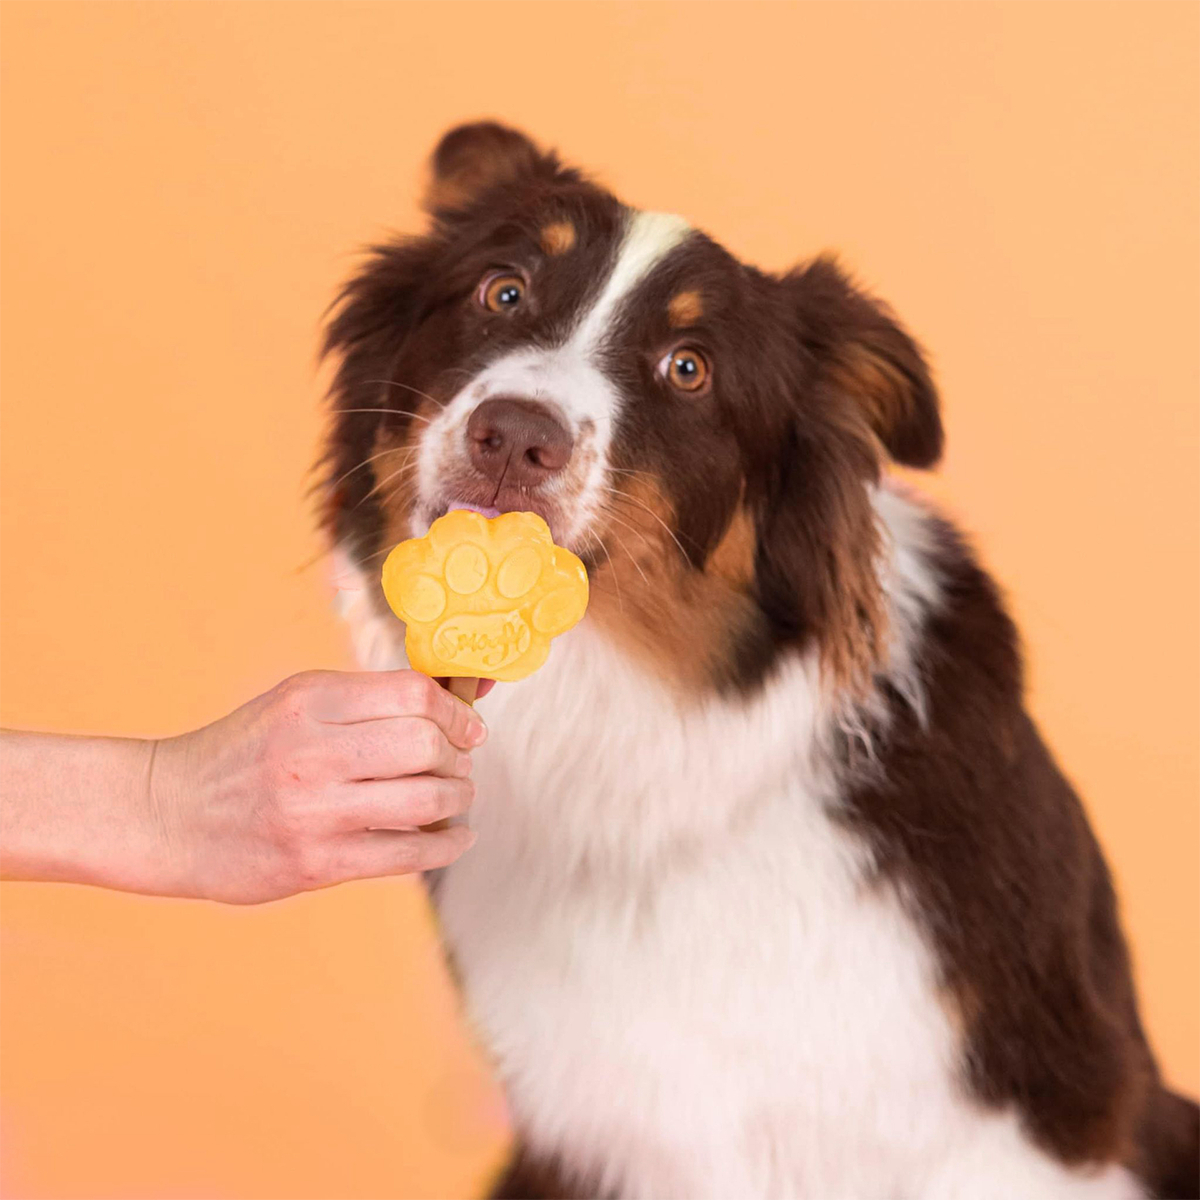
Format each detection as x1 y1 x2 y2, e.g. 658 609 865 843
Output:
1 2 1196 1197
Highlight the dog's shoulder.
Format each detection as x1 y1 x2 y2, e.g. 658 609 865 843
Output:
853 490 1156 1173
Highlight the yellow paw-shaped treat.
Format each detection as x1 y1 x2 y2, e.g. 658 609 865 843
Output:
380 510 589 681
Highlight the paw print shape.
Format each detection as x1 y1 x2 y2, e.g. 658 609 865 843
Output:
380 510 589 681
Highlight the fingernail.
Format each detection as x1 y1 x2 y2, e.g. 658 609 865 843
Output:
469 720 488 746
457 753 473 777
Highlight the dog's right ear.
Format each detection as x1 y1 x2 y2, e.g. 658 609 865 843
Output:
785 257 943 469
424 122 560 215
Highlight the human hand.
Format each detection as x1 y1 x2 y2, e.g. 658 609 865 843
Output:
145 670 485 903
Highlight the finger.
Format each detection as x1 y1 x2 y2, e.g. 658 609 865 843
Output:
325 716 471 781
327 826 476 882
309 670 486 749
333 776 475 832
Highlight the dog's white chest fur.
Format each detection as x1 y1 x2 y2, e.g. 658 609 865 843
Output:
432 628 1138 1200
437 633 927 1198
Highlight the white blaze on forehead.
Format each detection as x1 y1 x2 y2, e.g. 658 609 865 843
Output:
569 210 692 357
412 209 693 542
432 207 693 435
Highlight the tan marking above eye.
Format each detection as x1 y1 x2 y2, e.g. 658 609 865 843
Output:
668 290 704 327
658 346 711 392
540 221 577 255
479 273 526 313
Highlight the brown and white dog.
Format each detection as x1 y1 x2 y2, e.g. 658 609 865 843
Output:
319 124 1198 1200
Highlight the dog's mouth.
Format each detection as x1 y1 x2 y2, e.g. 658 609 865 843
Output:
446 500 502 520
427 493 580 553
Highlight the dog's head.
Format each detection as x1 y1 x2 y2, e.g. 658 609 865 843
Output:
321 123 941 695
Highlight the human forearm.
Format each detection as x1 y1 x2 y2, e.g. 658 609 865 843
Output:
0 730 169 893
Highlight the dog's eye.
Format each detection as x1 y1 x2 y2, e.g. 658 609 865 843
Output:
479 273 526 313
658 347 711 393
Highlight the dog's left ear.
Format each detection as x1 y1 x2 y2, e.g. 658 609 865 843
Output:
784 256 943 469
424 122 563 215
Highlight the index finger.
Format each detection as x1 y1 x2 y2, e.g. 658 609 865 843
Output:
310 670 486 750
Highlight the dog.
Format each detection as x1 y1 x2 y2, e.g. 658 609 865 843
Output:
318 123 1198 1199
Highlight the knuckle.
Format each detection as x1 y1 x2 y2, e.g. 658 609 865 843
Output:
277 671 314 701
437 781 472 819
288 840 328 887
406 781 446 826
289 798 326 839
266 802 305 849
408 720 443 768
264 781 325 843
398 672 435 715
273 672 321 720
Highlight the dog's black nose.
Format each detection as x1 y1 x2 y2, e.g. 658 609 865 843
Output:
467 398 574 487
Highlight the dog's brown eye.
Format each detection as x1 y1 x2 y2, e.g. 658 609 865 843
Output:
659 348 711 392
479 273 525 313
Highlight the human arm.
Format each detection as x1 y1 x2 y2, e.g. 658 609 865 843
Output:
0 669 485 903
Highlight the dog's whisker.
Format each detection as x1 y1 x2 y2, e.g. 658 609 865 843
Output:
602 486 691 565
333 407 436 426
596 504 654 550
364 379 448 410
381 471 424 510
355 543 396 566
585 529 625 615
325 445 411 492
354 456 421 508
598 519 651 589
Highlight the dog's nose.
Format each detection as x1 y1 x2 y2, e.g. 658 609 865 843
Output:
467 398 574 487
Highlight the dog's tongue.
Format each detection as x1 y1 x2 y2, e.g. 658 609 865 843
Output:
448 502 501 519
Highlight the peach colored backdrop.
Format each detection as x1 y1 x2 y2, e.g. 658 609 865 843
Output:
1 3 1196 1198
